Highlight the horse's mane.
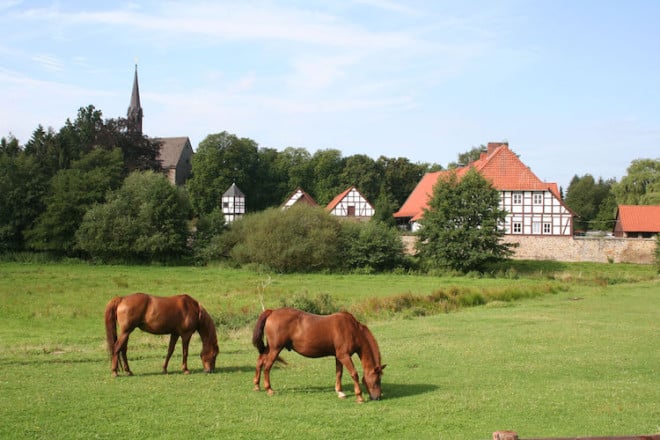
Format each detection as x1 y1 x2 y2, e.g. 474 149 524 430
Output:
197 304 218 349
359 322 382 367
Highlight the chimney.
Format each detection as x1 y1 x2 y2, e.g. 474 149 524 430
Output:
487 142 508 154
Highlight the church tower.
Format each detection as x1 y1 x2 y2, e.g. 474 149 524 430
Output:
127 64 143 134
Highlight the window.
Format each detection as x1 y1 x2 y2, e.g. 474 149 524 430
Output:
513 193 522 205
513 222 522 234
347 205 356 216
532 222 541 234
533 193 543 204
543 223 551 234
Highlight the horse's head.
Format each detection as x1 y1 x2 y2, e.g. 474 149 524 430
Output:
362 364 386 401
201 343 218 373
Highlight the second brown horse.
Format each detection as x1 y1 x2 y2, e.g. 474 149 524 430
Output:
252 308 386 402
105 293 219 377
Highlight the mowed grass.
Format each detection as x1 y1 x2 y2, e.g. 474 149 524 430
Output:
0 262 658 439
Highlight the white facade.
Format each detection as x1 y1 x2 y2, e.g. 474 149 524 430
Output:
500 190 572 236
411 190 572 236
328 188 374 218
222 183 245 223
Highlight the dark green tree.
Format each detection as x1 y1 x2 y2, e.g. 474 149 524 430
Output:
76 171 191 262
376 156 436 208
273 147 314 198
415 168 513 272
187 131 260 216
310 149 344 205
447 144 487 169
25 148 124 254
565 175 614 231
0 153 49 251
339 154 382 204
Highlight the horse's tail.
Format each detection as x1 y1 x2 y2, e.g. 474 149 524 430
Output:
252 309 273 354
252 309 287 365
104 296 122 357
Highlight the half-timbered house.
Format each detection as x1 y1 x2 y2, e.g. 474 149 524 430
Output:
394 142 574 235
326 186 374 221
281 187 318 209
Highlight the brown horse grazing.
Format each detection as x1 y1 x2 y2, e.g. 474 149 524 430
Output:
252 308 386 403
105 293 219 377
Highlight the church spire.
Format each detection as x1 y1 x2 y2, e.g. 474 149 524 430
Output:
127 64 143 134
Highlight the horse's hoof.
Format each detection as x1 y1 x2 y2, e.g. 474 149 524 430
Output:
126 371 133 376
267 389 274 396
183 370 191 375
253 386 260 392
111 372 118 378
337 392 347 399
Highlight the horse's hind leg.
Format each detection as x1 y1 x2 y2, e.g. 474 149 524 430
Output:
335 358 346 399
260 348 282 396
162 334 178 374
253 353 265 391
114 331 133 376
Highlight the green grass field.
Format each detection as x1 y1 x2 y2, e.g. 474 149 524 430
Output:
0 262 658 439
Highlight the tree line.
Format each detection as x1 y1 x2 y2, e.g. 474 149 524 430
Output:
1 105 658 271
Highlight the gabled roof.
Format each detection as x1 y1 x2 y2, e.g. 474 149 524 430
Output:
156 137 191 169
325 186 373 212
326 187 355 212
615 205 660 232
394 143 563 221
281 187 318 209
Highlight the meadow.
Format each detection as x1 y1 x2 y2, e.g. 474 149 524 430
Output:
0 262 657 439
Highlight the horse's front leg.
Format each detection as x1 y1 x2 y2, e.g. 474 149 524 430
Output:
180 333 192 374
335 358 346 399
162 334 178 374
337 354 364 403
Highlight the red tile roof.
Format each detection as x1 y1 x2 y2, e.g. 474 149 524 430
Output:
394 143 562 221
326 186 356 211
616 205 660 232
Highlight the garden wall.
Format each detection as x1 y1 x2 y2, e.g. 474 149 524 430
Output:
401 235 656 264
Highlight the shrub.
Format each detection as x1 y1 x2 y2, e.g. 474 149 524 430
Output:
339 220 405 272
228 204 342 272
76 171 191 262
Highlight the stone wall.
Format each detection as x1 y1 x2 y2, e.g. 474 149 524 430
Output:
401 235 657 264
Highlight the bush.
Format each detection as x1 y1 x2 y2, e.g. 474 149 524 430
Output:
75 171 192 262
339 220 405 272
227 204 343 272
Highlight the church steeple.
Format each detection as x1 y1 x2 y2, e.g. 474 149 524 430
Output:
127 64 143 134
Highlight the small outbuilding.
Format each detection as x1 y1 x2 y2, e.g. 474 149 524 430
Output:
222 183 246 223
613 205 660 238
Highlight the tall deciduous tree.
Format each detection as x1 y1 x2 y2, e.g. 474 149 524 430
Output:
415 168 512 272
25 148 124 254
187 131 260 216
612 159 660 205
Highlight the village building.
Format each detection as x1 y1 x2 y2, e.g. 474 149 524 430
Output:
127 65 192 186
394 142 574 236
613 205 660 238
326 186 374 221
281 187 318 209
222 183 246 223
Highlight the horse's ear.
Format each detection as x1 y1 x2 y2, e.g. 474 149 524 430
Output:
375 364 387 374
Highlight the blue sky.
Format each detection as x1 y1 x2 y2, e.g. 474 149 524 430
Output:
1 0 658 191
